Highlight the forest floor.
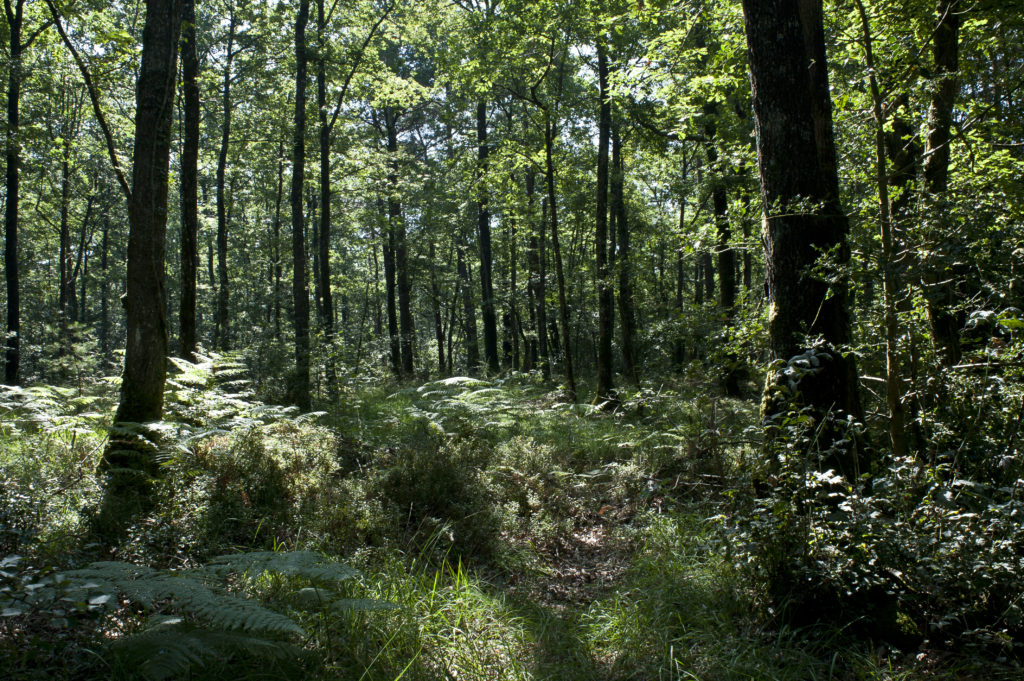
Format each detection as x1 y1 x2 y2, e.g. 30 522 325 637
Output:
3 364 1021 680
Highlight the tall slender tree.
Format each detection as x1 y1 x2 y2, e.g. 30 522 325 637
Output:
179 0 200 362
594 41 614 403
214 2 237 350
477 100 499 373
291 0 312 411
921 0 962 367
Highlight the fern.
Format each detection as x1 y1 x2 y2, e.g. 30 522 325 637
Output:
109 618 305 681
59 551 381 680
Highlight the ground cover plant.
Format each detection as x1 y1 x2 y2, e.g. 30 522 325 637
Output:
2 348 1023 680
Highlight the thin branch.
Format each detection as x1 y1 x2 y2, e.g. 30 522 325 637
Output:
22 19 54 49
45 0 131 201
327 2 393 135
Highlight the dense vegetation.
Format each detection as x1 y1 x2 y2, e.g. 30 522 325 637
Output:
2 0 1023 679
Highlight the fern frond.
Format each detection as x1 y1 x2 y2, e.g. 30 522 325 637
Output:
205 550 357 586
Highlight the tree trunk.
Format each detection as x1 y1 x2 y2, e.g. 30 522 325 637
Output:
380 198 400 376
856 0 907 458
921 0 962 367
458 242 480 372
4 0 23 385
477 101 499 373
536 192 550 380
115 0 182 424
524 172 539 372
179 0 199 361
741 0 863 476
59 146 73 356
317 0 337 394
70 195 94 326
545 115 575 401
100 211 110 359
272 147 285 338
430 241 446 375
386 109 414 376
594 42 615 404
290 0 312 411
501 215 516 369
612 126 639 389
215 5 235 351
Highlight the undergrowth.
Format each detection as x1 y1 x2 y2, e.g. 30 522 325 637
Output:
2 353 1023 679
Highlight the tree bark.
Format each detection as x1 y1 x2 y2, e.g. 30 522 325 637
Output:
179 0 199 361
458 242 480 372
379 198 400 376
477 101 499 373
99 211 110 359
115 0 183 424
316 0 337 393
290 0 312 411
3 0 24 385
545 114 575 401
612 126 639 388
920 0 962 367
430 241 446 375
215 5 235 351
741 0 863 475
386 108 414 376
536 191 550 380
59 141 73 355
594 42 614 403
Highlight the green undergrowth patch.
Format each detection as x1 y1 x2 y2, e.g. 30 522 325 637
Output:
4 365 1024 680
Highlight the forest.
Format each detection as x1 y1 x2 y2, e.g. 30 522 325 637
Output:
1 0 1023 678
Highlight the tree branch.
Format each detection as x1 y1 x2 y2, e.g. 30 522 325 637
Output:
327 2 393 135
45 0 132 201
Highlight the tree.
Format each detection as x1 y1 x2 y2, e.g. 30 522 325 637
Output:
594 39 614 404
291 0 312 411
920 0 962 367
3 0 50 385
214 0 238 351
741 0 863 475
179 0 200 362
114 0 183 424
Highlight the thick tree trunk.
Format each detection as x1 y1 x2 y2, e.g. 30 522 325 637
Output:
4 0 23 386
594 43 614 403
115 0 182 424
179 0 199 361
215 6 235 351
477 101 499 373
741 0 863 476
921 0 962 367
290 0 312 411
